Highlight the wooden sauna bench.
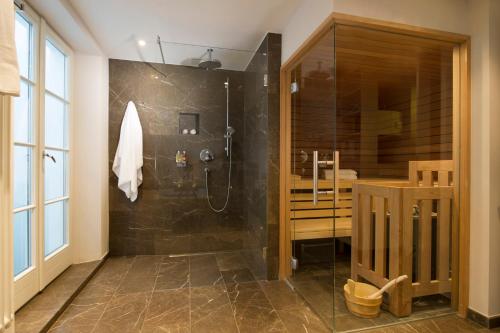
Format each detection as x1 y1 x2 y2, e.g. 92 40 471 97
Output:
289 177 404 241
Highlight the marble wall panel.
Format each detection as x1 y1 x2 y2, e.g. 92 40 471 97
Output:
109 60 247 255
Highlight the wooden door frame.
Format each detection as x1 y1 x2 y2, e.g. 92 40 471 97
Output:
278 12 471 317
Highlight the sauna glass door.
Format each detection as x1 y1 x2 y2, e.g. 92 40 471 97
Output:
333 23 458 332
288 26 338 330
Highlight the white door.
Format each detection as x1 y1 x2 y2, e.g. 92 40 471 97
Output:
13 6 72 310
39 26 72 288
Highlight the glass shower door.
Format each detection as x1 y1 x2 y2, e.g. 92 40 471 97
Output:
333 23 457 332
288 26 337 330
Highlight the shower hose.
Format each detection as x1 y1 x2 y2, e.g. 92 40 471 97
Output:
204 137 232 212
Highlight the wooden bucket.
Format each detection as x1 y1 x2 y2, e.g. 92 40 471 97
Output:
343 280 382 318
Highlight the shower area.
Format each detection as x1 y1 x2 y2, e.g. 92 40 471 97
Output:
108 33 281 279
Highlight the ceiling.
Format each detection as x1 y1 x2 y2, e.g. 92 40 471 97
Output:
66 0 300 69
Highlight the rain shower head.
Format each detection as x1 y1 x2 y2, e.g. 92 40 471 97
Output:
198 48 222 70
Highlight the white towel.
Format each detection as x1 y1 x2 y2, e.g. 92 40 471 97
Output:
339 169 358 180
0 0 20 96
113 101 143 202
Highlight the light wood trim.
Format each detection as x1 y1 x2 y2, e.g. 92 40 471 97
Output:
451 46 461 311
457 40 471 318
374 196 386 276
413 280 452 298
278 11 471 315
281 12 469 71
418 199 432 283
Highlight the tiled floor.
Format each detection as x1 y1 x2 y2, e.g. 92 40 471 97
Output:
15 260 102 333
290 256 453 332
48 253 325 332
48 254 498 333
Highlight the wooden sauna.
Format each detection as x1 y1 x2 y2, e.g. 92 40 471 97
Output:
280 13 471 324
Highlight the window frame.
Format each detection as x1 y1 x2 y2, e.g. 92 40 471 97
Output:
40 22 73 260
12 6 39 281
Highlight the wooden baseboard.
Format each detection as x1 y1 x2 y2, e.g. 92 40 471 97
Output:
467 308 500 329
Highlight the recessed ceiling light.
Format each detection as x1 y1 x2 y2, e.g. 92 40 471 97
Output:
138 40 146 47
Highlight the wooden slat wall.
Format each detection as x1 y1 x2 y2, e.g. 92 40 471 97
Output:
291 25 454 180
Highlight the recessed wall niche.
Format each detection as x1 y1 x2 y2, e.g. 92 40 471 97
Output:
179 112 199 135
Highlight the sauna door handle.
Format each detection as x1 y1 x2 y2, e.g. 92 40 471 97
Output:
313 150 335 206
313 151 319 205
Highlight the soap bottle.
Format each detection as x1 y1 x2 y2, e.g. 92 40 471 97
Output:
176 150 182 166
176 150 187 167
182 150 187 166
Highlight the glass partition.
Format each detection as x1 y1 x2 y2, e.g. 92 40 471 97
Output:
286 23 460 332
333 24 458 332
288 26 337 330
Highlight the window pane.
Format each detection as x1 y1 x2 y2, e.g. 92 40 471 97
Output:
14 80 33 143
14 210 31 276
45 40 66 98
13 146 32 209
45 94 67 148
44 200 67 256
15 13 31 79
44 149 66 200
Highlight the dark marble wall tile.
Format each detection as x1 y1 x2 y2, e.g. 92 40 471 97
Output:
109 60 247 256
243 33 282 280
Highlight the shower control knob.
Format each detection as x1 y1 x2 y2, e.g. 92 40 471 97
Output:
200 148 214 162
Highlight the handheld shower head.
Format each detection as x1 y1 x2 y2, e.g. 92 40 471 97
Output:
225 126 235 138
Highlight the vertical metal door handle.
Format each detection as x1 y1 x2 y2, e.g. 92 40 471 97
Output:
313 151 336 206
313 151 318 205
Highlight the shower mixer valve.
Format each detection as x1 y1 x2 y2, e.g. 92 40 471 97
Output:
200 148 214 162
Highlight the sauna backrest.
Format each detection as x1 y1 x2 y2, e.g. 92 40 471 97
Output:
408 160 453 186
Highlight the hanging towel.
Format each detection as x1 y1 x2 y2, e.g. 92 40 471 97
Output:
0 0 20 96
113 101 143 202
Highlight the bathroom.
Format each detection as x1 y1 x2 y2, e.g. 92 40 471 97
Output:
0 0 499 333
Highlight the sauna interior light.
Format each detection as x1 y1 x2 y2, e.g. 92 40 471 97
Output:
138 40 146 47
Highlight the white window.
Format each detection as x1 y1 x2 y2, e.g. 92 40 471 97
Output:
13 11 35 277
43 38 70 257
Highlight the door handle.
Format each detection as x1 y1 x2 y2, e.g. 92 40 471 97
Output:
313 150 335 206
43 152 56 163
313 151 319 205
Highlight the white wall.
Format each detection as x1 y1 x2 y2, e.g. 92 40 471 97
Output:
71 54 109 263
281 0 500 318
281 0 333 63
468 0 492 317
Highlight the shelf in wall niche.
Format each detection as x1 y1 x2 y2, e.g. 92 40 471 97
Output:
179 112 200 135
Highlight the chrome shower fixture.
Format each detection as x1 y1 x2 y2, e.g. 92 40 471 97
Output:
225 126 235 138
198 48 222 70
200 148 214 163
203 77 234 213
